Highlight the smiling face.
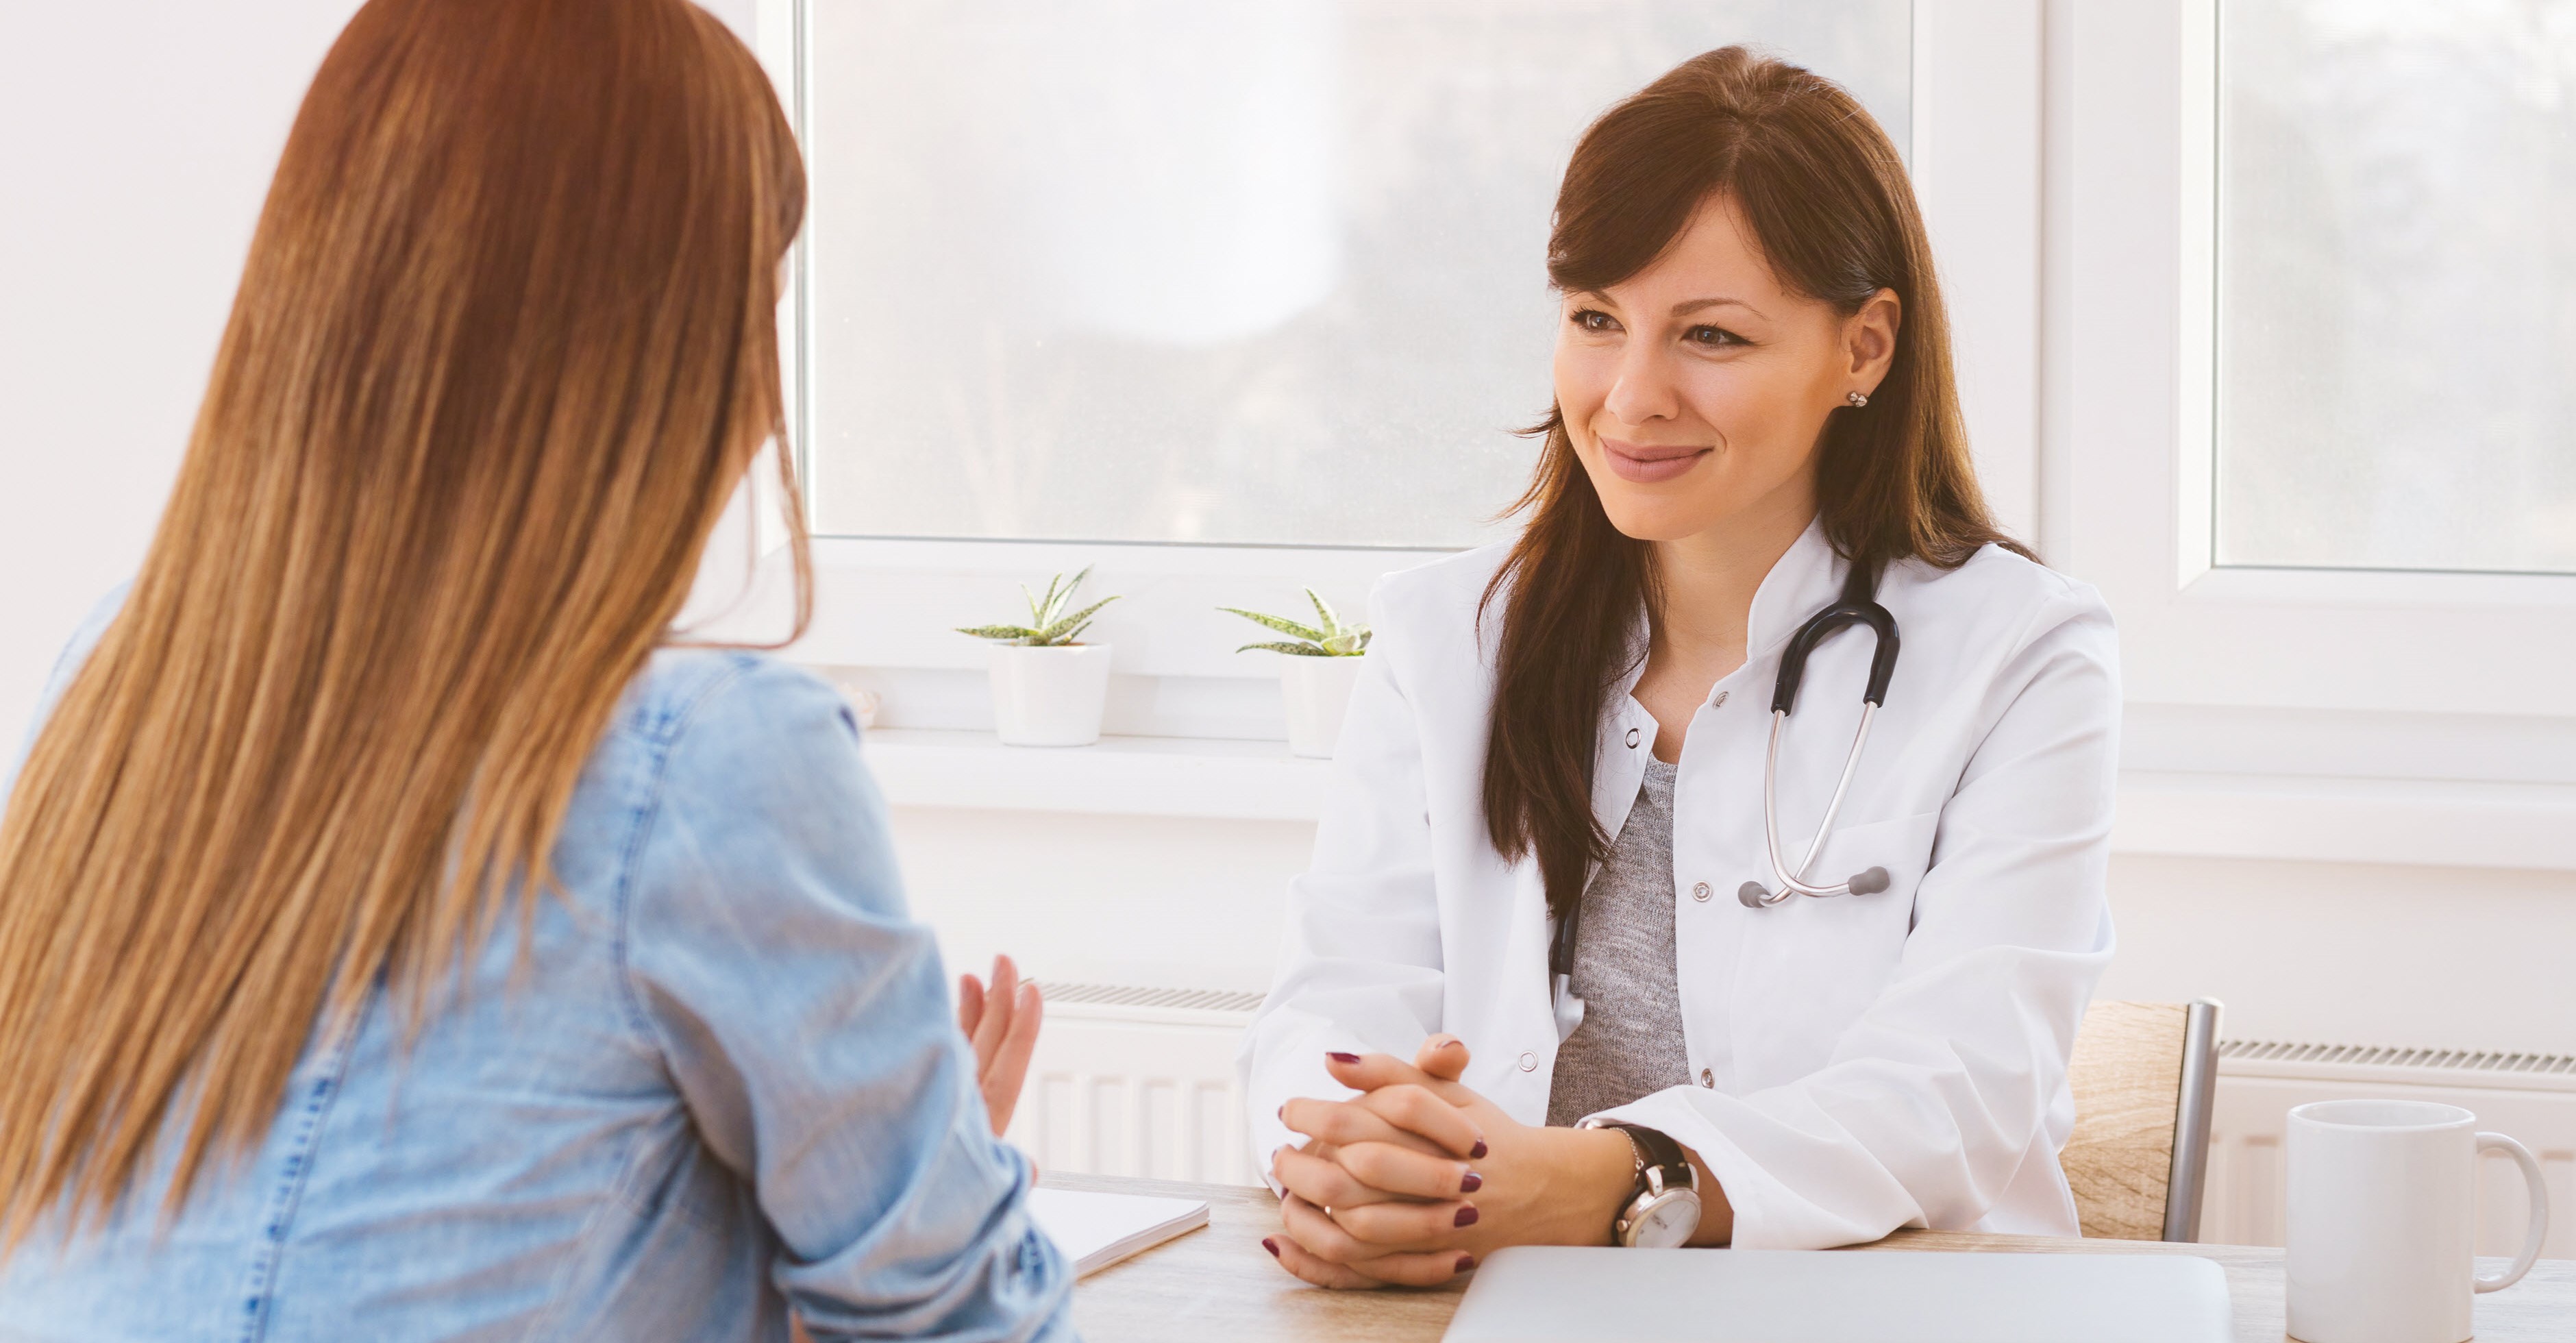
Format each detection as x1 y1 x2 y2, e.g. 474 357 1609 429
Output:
1552 194 1898 545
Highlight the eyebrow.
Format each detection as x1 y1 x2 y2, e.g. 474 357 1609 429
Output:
1568 291 1770 321
1671 297 1765 319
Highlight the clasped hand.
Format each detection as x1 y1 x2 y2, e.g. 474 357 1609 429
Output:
1264 1037 1641 1289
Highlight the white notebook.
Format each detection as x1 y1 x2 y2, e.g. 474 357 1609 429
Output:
1027 1187 1209 1278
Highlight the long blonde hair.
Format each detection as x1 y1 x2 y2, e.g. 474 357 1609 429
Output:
0 0 809 1244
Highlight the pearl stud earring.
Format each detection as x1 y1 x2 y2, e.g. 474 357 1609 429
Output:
1845 391 1870 408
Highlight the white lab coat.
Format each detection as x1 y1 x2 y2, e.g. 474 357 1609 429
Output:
1237 521 2120 1248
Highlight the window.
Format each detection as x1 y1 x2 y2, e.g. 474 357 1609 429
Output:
2051 0 2575 872
799 0 1912 550
2216 0 2576 576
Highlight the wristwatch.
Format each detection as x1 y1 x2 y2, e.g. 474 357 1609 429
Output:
1578 1119 1702 1248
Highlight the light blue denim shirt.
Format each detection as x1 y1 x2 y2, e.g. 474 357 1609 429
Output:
0 593 1075 1342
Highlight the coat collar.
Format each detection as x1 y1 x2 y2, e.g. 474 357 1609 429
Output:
1743 517 1846 667
1600 517 1844 699
1587 519 1846 839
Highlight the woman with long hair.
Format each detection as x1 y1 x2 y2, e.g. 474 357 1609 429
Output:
1241 47 2118 1283
0 1 1069 1336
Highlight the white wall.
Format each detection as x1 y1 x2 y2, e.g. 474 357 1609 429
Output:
0 0 366 735
2099 854 2576 1057
0 0 758 737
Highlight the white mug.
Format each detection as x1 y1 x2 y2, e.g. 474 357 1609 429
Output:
2286 1099 2551 1343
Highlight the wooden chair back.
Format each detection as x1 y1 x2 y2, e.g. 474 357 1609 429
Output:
2061 998 2222 1241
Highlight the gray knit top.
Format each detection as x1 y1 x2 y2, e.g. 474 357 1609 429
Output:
1546 755 1692 1126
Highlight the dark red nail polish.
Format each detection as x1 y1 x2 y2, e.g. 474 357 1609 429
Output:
1276 1102 1286 1120
1326 1051 1360 1063
1263 1237 1280 1258
1459 1170 1483 1193
1454 1206 1480 1228
1469 1139 1488 1159
1456 1253 1478 1273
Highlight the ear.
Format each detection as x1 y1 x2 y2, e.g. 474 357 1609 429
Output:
1843 287 1902 392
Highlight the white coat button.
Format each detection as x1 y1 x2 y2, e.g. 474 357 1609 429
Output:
1518 1051 1537 1072
1712 690 1729 708
1624 727 1640 748
1692 881 1711 902
1700 1068 1715 1087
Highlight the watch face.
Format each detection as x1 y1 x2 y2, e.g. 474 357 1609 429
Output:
1628 1191 1701 1249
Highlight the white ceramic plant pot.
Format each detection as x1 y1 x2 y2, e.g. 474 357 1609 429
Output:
989 643 1112 747
1281 654 1365 759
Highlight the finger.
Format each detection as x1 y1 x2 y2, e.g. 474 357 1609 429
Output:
1329 1194 1477 1251
1285 1192 1481 1272
1323 1050 1477 1108
1341 1245 1478 1287
1352 1083 1483 1158
1272 1144 1405 1212
1275 1230 1470 1290
971 956 1018 1061
1335 1139 1481 1200
1279 1098 1457 1159
982 983 1043 1135
957 974 985 1037
1414 1034 1471 1083
1264 1231 1387 1290
1281 1192 1416 1267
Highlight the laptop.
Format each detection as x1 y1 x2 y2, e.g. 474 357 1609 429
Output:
1441 1246 2233 1343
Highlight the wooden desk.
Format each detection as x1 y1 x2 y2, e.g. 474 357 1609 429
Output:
1047 1172 2576 1342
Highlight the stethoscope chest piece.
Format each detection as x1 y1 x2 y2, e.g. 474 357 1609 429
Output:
1737 557 1899 910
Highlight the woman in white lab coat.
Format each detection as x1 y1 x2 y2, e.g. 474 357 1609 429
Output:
1240 46 2118 1287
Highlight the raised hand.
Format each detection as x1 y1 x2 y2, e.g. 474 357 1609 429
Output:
956 954 1043 1137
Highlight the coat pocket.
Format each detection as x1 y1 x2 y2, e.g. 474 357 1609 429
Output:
1733 809 1942 1083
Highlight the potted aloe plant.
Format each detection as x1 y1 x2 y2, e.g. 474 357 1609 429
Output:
958 567 1119 746
1221 589 1370 759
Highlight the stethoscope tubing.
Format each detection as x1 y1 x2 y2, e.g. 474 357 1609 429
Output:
1746 702 1879 905
1550 558 1900 990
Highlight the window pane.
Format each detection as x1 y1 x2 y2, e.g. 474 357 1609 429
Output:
2217 0 2576 574
804 1 1911 547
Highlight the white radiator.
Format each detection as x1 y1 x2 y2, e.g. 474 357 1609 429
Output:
1015 985 2576 1254
1007 984 1267 1187
2207 1041 2576 1257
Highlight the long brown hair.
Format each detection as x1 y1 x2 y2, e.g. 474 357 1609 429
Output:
1482 47 2024 918
0 0 808 1244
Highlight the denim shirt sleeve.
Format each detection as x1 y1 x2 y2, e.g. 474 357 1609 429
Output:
619 656 1075 1342
4 584 130 810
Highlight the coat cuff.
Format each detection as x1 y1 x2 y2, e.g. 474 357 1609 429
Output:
1241 1030 1367 1196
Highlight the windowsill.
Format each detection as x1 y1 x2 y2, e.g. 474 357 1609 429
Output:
863 730 2576 872
2111 771 2576 874
861 728 1330 822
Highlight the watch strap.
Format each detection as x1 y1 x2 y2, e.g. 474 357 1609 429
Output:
1582 1118 1698 1246
1603 1121 1692 1191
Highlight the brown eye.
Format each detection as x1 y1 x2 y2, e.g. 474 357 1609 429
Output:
1572 308 1618 333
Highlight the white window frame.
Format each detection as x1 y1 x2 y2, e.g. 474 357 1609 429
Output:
743 0 2046 739
2049 0 2576 871
2056 0 2576 715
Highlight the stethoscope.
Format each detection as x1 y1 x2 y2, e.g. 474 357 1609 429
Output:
1549 558 1901 1022
1737 556 1899 909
